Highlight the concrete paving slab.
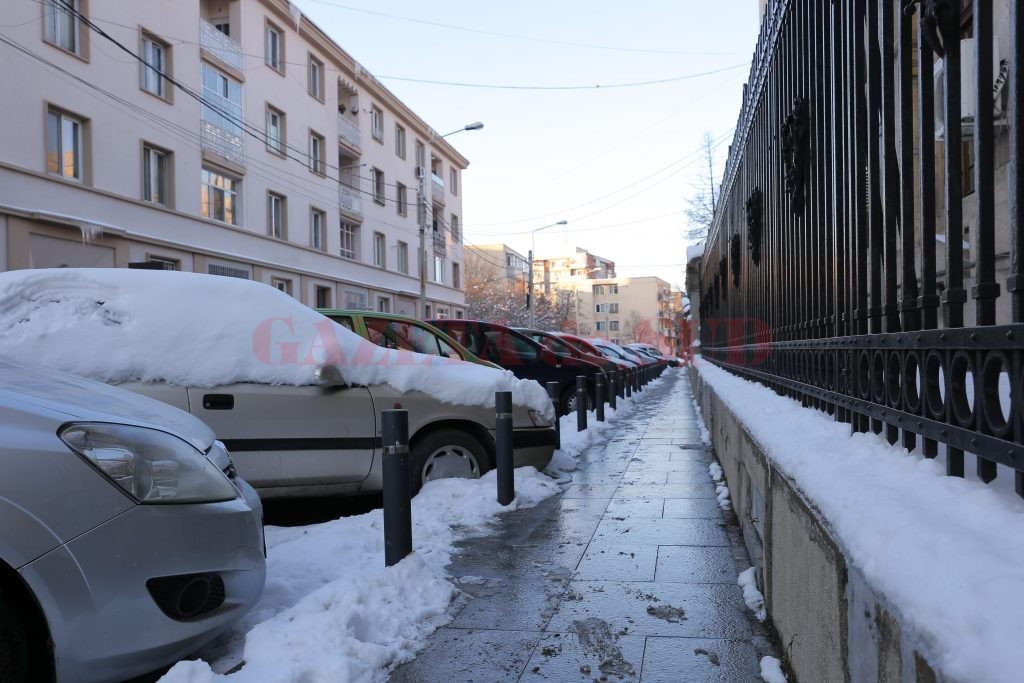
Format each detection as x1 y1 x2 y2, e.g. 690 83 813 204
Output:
655 545 738 583
575 543 658 581
639 637 762 683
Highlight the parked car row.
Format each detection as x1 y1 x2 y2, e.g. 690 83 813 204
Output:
0 268 560 682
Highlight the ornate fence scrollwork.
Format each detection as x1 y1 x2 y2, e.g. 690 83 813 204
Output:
746 188 763 266
781 97 809 216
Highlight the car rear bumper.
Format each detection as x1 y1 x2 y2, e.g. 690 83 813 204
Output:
512 426 557 470
19 483 266 683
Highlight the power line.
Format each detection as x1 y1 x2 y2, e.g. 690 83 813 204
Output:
375 64 749 91
299 0 745 57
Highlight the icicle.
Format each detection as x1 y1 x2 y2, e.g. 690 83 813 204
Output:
289 2 302 32
78 222 103 244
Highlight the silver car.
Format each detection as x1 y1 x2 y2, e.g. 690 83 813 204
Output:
0 357 265 682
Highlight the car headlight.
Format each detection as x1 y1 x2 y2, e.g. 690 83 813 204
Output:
59 423 238 504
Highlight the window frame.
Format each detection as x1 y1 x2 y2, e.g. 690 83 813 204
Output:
449 167 458 195
373 232 386 268
395 123 406 158
452 262 461 290
372 167 385 205
450 214 460 242
309 129 326 175
370 105 384 142
315 285 332 308
396 182 407 216
139 31 170 101
141 142 171 206
265 19 284 74
267 191 286 239
397 241 409 274
340 220 358 260
43 0 85 57
311 207 326 250
308 53 324 101
266 104 285 156
272 277 293 295
45 106 85 182
200 166 240 225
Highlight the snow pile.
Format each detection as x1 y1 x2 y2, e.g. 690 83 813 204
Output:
737 567 767 622
759 656 787 683
708 461 731 511
685 241 705 261
697 363 1024 683
160 467 561 683
0 269 552 418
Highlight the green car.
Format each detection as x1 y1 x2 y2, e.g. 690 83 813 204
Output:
316 310 502 370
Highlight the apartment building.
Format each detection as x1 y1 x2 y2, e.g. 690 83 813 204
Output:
534 247 616 293
583 276 676 351
464 243 530 293
0 0 468 318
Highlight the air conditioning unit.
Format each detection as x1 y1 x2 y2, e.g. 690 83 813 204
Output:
414 166 426 179
934 37 1007 140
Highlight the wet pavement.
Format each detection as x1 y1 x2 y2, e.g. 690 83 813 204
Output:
389 371 779 682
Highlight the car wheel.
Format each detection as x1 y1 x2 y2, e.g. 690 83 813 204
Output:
0 584 44 682
411 429 490 495
561 388 592 416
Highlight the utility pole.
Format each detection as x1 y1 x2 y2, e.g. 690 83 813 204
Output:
418 171 428 319
528 220 567 328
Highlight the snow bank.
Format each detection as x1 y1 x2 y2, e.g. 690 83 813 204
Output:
737 567 767 622
161 467 561 683
0 269 552 418
685 241 705 261
697 363 1024 683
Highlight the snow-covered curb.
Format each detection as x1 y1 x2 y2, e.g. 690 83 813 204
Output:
760 656 787 682
696 363 1024 683
737 567 767 622
161 372 673 682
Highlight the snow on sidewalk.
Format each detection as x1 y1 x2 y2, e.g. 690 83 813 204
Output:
161 372 673 683
697 362 1024 683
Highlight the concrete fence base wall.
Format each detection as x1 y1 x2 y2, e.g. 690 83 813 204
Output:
690 368 942 683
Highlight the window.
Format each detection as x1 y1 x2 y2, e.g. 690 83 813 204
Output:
315 285 331 308
377 297 391 313
450 214 460 242
200 64 242 145
201 167 238 224
450 167 458 195
272 277 292 295
46 108 83 181
142 144 169 205
267 192 285 238
308 54 324 100
372 168 385 204
371 105 383 141
311 208 325 250
595 321 606 332
265 22 283 72
44 0 82 55
394 124 406 158
266 106 284 155
397 241 408 274
208 263 250 279
415 140 425 168
140 34 168 99
340 221 357 259
608 284 619 294
396 183 407 216
593 285 604 295
309 130 325 175
374 232 386 268
433 255 445 284
141 256 178 270
609 320 620 331
345 290 368 310
452 262 461 289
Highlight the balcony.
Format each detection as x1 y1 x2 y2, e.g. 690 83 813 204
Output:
200 19 242 70
200 120 244 164
431 174 445 204
432 229 446 253
339 183 362 217
338 112 361 151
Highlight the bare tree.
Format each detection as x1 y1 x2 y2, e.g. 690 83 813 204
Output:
621 309 657 345
683 131 719 242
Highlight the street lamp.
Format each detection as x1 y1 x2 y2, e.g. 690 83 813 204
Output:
420 122 484 319
527 220 568 328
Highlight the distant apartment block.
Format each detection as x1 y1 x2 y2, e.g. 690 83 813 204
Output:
0 0 468 318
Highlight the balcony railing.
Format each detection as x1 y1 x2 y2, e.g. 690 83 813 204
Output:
200 20 242 70
200 120 244 164
338 112 361 151
339 183 362 216
432 229 446 253
431 174 445 203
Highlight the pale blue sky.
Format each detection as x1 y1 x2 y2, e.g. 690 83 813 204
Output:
293 1 761 288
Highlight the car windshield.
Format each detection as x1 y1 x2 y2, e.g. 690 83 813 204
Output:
365 318 461 359
483 329 539 364
534 334 572 356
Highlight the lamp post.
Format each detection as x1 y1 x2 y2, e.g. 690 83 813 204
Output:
527 220 568 328
419 122 484 319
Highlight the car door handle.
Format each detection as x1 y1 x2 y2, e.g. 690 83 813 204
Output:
202 394 235 410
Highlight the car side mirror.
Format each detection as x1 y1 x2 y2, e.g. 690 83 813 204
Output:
314 365 346 387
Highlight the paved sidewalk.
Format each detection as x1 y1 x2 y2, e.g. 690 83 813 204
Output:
390 371 777 682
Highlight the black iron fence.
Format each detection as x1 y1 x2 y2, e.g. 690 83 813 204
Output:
699 0 1024 498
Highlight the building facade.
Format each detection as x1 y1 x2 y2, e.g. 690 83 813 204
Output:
0 0 468 318
464 243 530 294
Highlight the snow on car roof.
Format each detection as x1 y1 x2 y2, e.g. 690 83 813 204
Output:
0 269 552 416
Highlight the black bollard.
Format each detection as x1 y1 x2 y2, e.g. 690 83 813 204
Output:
618 370 625 399
495 391 515 505
381 409 412 567
547 381 560 449
625 369 632 398
595 373 606 422
608 371 617 410
576 375 587 432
